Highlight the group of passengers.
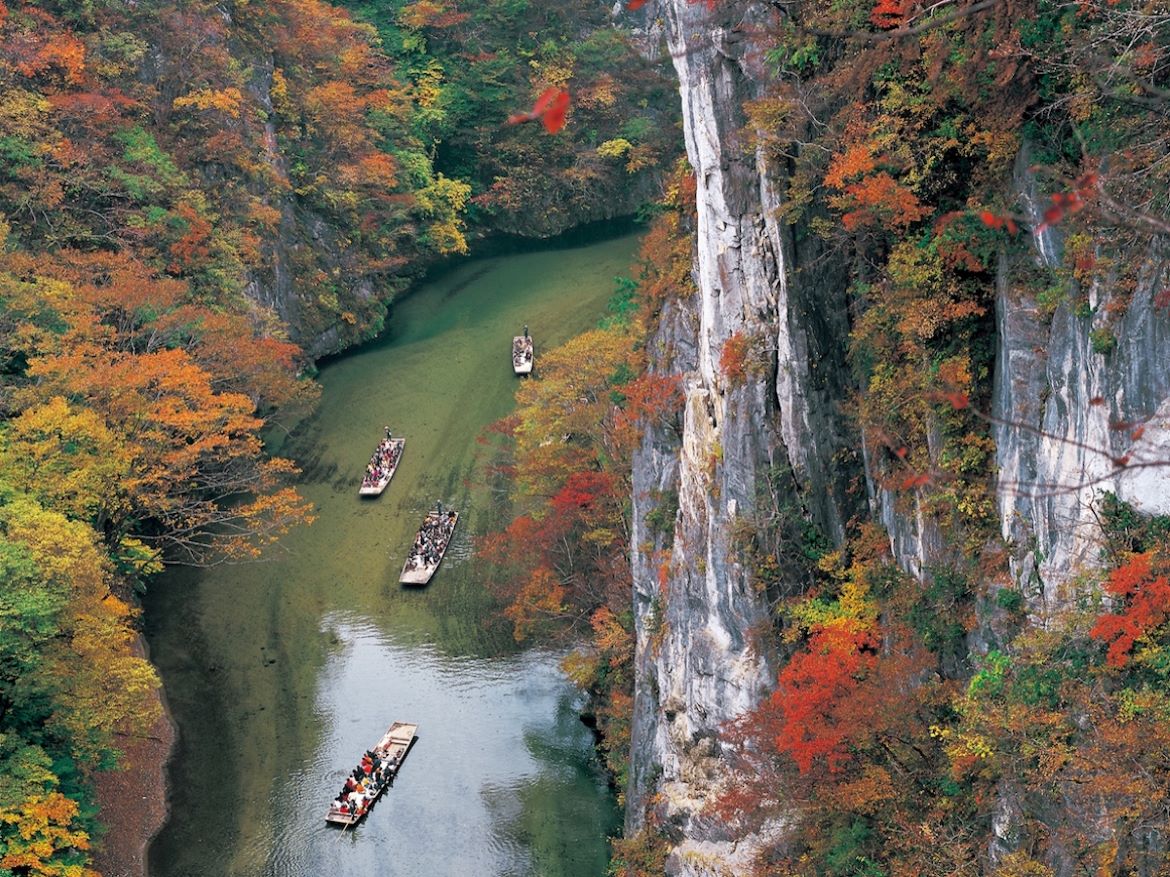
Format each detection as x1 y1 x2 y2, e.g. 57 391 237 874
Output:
331 747 401 819
404 502 458 571
512 329 533 368
361 427 402 488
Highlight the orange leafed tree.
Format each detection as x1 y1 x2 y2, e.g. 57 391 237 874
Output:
773 621 879 773
28 345 312 563
1090 552 1170 667
869 0 910 28
2 251 315 565
0 792 99 877
719 332 751 384
829 171 928 233
18 250 315 412
504 566 569 641
611 373 683 452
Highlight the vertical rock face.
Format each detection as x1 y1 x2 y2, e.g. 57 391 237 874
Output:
994 152 1170 611
633 4 1170 874
988 167 1170 870
628 2 857 872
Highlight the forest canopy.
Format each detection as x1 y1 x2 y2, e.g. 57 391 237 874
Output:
0 0 676 870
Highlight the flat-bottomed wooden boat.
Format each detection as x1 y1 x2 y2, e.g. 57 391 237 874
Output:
512 334 533 375
399 508 459 585
359 436 405 496
325 721 418 826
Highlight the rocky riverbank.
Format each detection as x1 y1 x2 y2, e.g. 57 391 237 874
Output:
92 641 175 877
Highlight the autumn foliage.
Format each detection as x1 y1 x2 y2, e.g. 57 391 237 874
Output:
479 325 646 635
0 2 369 864
0 240 315 869
346 0 678 237
477 205 690 792
0 0 478 347
477 321 646 781
869 0 910 28
705 0 1170 853
773 621 878 773
719 331 751 385
1091 552 1170 667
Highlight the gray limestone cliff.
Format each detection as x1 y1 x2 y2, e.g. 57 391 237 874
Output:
630 4 1170 876
627 1 858 872
986 159 1170 875
994 151 1170 613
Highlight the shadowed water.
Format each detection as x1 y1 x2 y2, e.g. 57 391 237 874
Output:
143 231 639 877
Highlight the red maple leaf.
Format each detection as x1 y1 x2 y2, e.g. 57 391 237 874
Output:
1036 174 1097 232
507 87 571 134
977 210 1021 235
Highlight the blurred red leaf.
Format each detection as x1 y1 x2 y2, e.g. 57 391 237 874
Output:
506 87 571 134
898 473 931 490
627 0 648 9
977 210 1019 234
1040 204 1065 228
1036 175 1096 232
943 391 969 410
540 89 570 133
532 87 560 117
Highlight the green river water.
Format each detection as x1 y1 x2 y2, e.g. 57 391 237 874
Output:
143 230 640 877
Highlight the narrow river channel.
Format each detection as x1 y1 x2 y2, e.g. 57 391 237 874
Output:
143 230 641 877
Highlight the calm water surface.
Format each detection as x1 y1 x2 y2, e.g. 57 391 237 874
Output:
144 232 639 877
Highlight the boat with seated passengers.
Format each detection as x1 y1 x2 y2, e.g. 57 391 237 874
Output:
359 430 405 497
325 721 418 826
399 504 459 585
512 332 533 375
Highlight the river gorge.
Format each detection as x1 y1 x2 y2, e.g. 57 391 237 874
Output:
143 231 640 877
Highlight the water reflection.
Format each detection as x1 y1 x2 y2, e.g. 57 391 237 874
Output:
258 617 613 877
